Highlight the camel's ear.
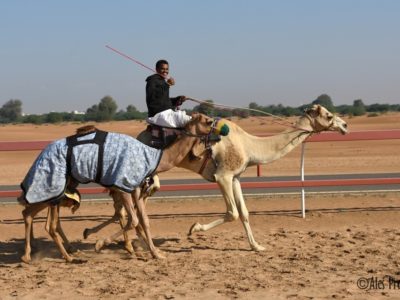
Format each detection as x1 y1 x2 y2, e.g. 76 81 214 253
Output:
190 139 207 159
305 105 321 118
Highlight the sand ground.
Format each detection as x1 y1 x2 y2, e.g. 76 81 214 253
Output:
1 194 400 299
1 113 400 299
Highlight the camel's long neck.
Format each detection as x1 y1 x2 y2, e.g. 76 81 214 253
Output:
155 135 197 173
246 118 313 165
176 116 314 179
247 129 311 165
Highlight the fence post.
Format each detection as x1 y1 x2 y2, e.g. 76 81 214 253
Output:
257 164 261 177
300 142 306 218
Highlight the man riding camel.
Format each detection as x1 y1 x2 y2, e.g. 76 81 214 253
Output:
145 59 191 128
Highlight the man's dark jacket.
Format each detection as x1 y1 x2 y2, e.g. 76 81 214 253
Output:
146 74 181 117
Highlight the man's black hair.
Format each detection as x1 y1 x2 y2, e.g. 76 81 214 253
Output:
156 59 169 70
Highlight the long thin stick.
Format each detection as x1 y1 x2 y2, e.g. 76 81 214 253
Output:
105 45 156 73
187 97 295 127
104 45 298 129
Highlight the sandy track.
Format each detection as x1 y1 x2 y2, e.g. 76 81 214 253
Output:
1 193 400 299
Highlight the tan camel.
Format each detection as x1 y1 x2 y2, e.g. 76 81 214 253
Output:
85 104 348 253
19 112 223 263
181 104 348 251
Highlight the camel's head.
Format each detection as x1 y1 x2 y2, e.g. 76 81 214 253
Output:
304 105 348 135
186 112 230 137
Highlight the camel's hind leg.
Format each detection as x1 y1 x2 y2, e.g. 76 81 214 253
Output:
232 177 264 251
21 202 49 263
189 173 239 235
189 175 264 251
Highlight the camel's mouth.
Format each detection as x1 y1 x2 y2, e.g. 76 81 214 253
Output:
338 123 348 135
333 116 348 135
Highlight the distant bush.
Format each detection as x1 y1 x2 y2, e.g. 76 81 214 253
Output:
1 93 400 124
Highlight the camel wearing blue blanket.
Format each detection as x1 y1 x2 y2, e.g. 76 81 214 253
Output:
19 112 228 263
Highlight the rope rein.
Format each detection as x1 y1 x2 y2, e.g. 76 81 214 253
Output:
186 97 312 132
187 97 288 120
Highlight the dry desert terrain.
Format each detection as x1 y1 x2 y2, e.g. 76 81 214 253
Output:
1 113 400 299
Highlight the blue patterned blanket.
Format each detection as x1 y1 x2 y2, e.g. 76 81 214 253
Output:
21 132 162 204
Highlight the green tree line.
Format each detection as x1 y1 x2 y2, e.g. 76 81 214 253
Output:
0 96 146 124
1 94 399 124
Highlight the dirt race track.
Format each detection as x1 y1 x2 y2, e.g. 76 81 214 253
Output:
1 194 400 299
1 114 400 299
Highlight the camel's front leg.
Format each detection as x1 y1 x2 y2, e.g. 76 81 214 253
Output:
95 192 138 253
92 191 134 254
21 209 34 264
189 174 239 235
21 202 48 263
133 189 164 259
134 175 160 246
119 179 161 256
84 190 123 238
116 200 135 254
48 205 74 263
232 177 265 251
45 207 76 253
111 190 134 254
129 188 158 256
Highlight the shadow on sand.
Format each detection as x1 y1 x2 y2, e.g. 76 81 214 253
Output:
2 205 399 264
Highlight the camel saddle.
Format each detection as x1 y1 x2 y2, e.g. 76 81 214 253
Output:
145 124 222 150
146 124 180 149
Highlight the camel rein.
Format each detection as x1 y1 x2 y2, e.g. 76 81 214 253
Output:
186 97 313 132
186 97 321 134
180 118 223 175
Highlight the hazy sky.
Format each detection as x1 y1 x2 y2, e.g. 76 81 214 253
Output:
1 1 399 114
